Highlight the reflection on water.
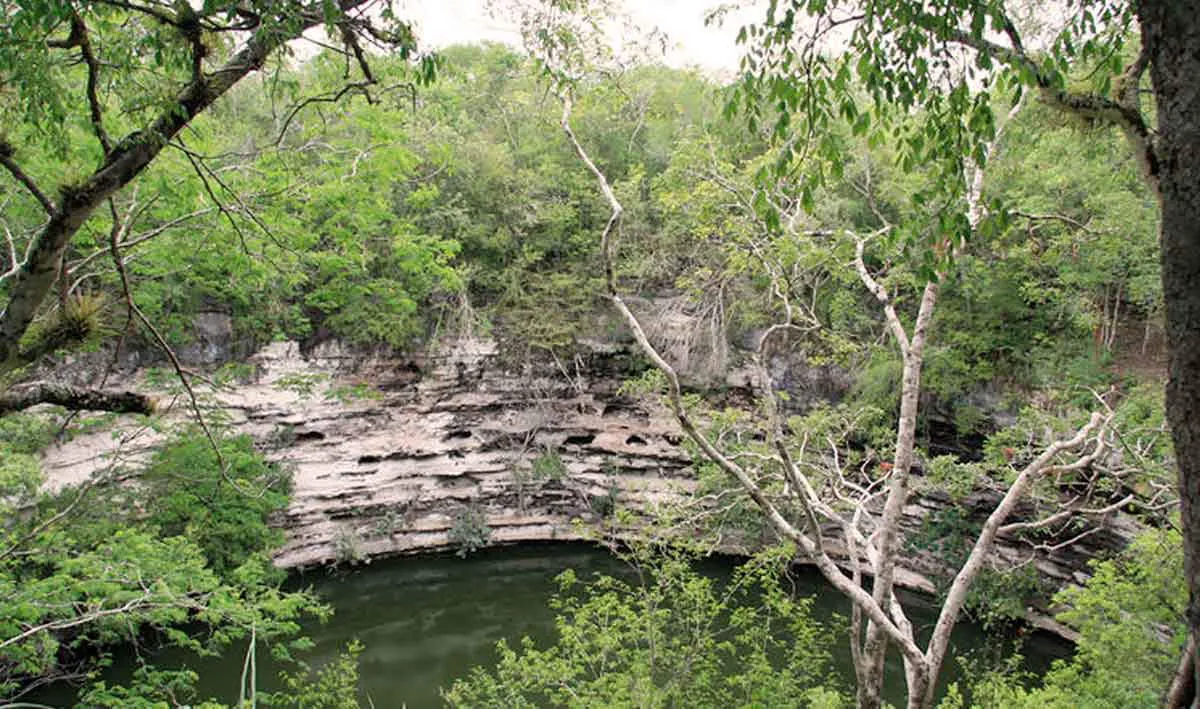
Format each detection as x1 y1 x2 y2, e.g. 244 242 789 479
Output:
297 546 627 705
30 543 1073 707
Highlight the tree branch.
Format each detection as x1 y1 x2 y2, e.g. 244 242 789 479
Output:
72 13 113 156
106 198 227 476
0 594 189 652
921 412 1108 707
0 1 383 372
854 234 910 355
67 205 214 279
0 382 155 415
927 17 1160 194
1 221 19 282
999 493 1134 536
0 145 56 216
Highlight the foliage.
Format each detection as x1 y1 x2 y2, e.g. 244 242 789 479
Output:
959 528 1185 708
923 455 980 502
531 448 568 482
141 431 291 576
0 411 57 454
443 544 846 708
963 565 1043 631
78 642 367 709
264 641 366 709
906 507 979 566
0 9 1180 706
0 34 1158 416
333 525 367 566
590 483 621 518
904 505 1047 631
0 424 335 704
80 665 226 709
0 412 57 510
448 507 492 558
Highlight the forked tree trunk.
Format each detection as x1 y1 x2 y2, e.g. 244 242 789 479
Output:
1139 3 1200 703
854 279 938 709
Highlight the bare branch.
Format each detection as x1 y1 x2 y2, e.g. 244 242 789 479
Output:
1000 493 1135 536
106 199 226 477
68 204 213 278
854 234 910 355
90 0 182 28
72 13 113 156
1011 210 1096 232
1 221 18 281
273 81 376 146
0 146 56 216
561 88 929 674
922 411 1108 707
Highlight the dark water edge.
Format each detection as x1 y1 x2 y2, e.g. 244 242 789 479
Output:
26 542 1073 708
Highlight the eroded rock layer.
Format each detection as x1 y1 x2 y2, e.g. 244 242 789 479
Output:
40 336 1139 637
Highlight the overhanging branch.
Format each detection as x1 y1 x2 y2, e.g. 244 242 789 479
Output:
0 0 382 372
0 382 155 415
926 16 1160 193
74 13 113 156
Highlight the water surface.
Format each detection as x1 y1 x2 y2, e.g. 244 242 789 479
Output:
32 543 1073 707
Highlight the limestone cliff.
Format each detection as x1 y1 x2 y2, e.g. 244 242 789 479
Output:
39 334 1140 637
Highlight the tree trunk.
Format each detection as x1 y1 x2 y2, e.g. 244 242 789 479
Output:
0 382 154 415
1139 2 1200 704
0 5 374 372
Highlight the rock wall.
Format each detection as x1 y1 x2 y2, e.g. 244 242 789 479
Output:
39 336 1140 636
43 338 698 567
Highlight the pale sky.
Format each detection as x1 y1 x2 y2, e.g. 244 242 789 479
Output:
397 0 762 77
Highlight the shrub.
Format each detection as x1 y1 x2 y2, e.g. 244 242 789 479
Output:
964 564 1043 631
443 544 846 707
590 484 620 517
531 448 568 482
141 431 291 577
333 525 366 565
448 507 491 558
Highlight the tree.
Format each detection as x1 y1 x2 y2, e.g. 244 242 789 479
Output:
0 425 322 702
967 528 1186 708
725 1 1200 700
444 545 846 708
0 0 429 411
508 4 1150 706
566 93 1126 708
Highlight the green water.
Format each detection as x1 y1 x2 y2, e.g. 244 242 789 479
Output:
30 543 1072 707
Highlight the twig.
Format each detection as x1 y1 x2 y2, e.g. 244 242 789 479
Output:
0 148 56 216
107 198 228 478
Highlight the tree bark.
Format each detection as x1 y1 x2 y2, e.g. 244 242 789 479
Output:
1139 2 1200 704
858 282 938 709
0 382 154 415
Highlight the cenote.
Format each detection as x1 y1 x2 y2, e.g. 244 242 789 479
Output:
33 543 1072 707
